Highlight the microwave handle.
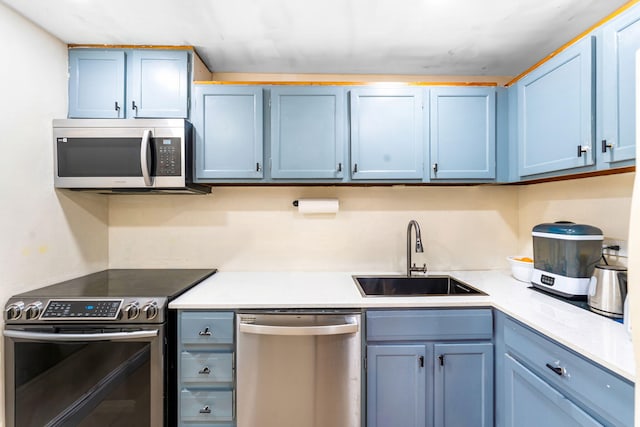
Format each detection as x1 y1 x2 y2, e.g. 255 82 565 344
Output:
140 129 152 186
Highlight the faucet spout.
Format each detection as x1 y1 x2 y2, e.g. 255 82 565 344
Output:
407 220 427 277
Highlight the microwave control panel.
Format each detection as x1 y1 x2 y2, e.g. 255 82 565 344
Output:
153 138 181 176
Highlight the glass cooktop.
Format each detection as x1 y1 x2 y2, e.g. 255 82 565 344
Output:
14 269 216 299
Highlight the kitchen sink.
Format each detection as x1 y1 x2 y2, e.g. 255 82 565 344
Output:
353 275 487 297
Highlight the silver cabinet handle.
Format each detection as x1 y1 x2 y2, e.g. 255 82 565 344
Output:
239 321 358 336
198 327 212 336
140 129 152 186
4 329 158 342
199 405 211 414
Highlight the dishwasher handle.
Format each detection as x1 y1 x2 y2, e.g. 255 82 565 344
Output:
239 321 358 336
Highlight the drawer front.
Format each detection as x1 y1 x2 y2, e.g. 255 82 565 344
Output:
181 311 234 345
504 317 633 427
366 309 492 341
181 351 234 384
180 389 233 422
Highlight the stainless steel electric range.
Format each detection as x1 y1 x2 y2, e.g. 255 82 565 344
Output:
3 268 216 427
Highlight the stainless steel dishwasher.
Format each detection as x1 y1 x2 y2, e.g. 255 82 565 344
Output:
236 311 362 427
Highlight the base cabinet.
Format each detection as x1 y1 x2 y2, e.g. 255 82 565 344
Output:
495 312 633 427
177 311 235 427
365 309 493 427
504 354 601 427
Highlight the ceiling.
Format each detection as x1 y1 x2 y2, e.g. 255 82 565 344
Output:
1 0 630 77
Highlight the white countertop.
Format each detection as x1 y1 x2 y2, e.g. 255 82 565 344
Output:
169 269 636 382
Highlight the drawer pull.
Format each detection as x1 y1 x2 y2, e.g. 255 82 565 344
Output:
199 327 212 336
199 405 211 414
546 363 566 376
198 366 211 375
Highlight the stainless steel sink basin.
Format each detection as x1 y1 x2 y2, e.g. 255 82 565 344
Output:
353 275 487 297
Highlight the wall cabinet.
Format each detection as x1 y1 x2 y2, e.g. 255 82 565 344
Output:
517 36 595 177
192 85 264 180
349 88 425 180
599 3 640 165
429 87 496 180
177 311 235 427
68 49 189 119
366 309 493 427
270 86 345 179
495 311 633 427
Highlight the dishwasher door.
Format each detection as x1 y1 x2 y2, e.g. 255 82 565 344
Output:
236 311 362 427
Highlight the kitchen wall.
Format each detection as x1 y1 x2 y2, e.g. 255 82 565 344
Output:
109 185 520 272
0 4 109 424
517 172 635 262
108 174 635 272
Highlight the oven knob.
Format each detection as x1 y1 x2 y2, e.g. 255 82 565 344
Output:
5 302 24 321
142 302 158 320
24 302 43 320
123 302 140 320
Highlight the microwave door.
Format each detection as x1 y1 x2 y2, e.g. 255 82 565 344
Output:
54 128 153 189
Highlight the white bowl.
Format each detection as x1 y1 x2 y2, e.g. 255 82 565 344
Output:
507 256 534 282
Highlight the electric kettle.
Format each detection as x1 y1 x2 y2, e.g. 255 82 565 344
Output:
588 264 628 318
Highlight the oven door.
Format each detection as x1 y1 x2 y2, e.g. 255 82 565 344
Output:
4 325 164 427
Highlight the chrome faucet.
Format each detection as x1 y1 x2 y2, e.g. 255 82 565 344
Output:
407 220 427 276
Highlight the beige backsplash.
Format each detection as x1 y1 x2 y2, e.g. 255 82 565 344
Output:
108 172 635 272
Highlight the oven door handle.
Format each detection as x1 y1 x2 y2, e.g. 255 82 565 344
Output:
4 329 158 342
239 321 358 336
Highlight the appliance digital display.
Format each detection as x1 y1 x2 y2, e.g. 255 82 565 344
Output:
41 299 123 320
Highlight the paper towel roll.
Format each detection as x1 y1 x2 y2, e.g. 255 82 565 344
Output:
295 199 339 214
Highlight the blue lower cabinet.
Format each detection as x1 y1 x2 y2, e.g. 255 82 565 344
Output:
367 345 427 427
433 342 493 427
504 354 601 427
178 311 236 427
365 309 494 427
180 389 234 423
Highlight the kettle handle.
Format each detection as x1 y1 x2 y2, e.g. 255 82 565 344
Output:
617 272 628 300
588 276 598 297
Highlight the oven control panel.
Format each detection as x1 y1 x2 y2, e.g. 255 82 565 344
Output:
42 299 123 320
4 297 168 324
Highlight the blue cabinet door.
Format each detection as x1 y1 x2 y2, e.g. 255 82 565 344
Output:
430 87 496 180
68 50 125 118
600 4 640 164
350 88 424 180
270 86 345 179
433 342 494 427
504 354 602 427
192 86 263 180
517 37 595 177
367 344 427 427
129 50 189 118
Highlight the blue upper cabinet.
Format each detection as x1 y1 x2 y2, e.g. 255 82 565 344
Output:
68 50 126 118
68 49 190 119
349 88 424 180
192 85 263 180
128 50 189 118
270 86 345 179
599 4 640 165
517 36 595 177
430 87 496 180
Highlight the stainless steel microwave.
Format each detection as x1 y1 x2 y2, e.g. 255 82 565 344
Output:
53 119 210 194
